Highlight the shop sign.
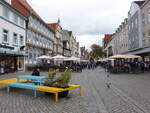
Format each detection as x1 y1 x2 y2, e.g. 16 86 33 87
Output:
0 44 14 50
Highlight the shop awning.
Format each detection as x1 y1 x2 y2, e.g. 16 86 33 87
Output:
0 48 28 56
108 54 141 59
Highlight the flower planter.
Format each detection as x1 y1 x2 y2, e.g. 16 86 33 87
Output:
45 86 69 98
58 90 69 98
44 69 71 98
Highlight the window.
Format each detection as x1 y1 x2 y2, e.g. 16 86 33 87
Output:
142 13 145 24
148 30 150 37
143 32 146 38
20 18 24 27
13 33 18 45
20 35 24 45
2 29 9 43
131 22 134 29
13 14 18 24
128 25 130 31
3 6 9 19
148 9 150 23
143 40 146 46
135 18 138 28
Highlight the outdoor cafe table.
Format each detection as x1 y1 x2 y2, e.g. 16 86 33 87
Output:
17 75 46 85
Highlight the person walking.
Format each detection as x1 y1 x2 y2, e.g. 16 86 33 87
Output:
106 74 111 88
140 61 145 73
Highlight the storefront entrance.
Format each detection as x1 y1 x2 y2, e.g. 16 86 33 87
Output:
0 55 18 74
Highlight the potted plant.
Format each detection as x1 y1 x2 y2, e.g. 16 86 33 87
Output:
55 68 71 97
44 68 72 97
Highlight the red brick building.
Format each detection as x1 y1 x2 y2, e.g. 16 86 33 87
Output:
103 34 113 49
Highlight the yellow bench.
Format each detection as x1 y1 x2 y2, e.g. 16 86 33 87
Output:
0 78 83 103
36 84 83 103
0 78 27 85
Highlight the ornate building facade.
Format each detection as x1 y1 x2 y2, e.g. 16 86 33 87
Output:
11 0 54 66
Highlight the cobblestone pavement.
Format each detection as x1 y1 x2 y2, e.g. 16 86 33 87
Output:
0 68 150 113
106 68 150 112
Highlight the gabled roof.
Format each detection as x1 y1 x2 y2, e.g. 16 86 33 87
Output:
12 0 54 33
47 23 58 32
134 0 145 7
141 0 150 8
16 0 41 19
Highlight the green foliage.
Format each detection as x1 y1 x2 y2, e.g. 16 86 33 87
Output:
44 71 57 86
90 44 105 59
55 68 72 88
44 69 72 88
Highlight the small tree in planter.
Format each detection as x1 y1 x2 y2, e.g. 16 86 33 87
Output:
44 71 56 87
55 68 71 88
44 68 72 97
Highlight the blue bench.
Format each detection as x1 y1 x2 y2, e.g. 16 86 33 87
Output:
7 82 38 97
17 75 46 85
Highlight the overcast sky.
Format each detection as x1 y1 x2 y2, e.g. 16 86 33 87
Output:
27 0 133 50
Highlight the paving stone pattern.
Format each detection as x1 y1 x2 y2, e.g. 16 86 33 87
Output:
0 68 150 113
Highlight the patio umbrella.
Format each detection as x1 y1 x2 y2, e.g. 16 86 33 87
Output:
52 55 67 60
123 55 141 59
108 55 126 59
36 55 52 60
64 56 80 61
80 60 89 62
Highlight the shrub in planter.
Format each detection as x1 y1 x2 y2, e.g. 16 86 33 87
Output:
44 71 56 86
44 71 57 96
44 68 72 97
54 69 71 97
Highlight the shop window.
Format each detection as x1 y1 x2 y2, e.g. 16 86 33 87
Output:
18 61 22 69
2 29 9 43
13 33 18 45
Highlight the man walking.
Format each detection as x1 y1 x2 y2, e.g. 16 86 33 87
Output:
140 61 145 73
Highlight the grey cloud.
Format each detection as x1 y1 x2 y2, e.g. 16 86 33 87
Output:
28 0 133 35
27 0 133 49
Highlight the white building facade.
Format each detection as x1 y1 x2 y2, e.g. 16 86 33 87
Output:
11 0 55 66
26 15 54 65
0 0 26 74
